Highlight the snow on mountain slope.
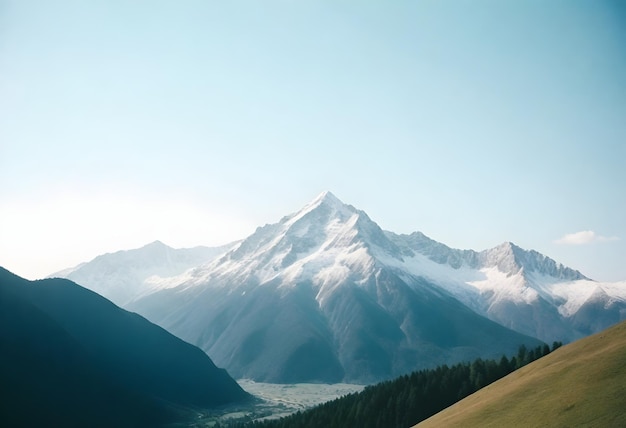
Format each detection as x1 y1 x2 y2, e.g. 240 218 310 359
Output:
171 191 380 295
132 193 625 346
126 192 546 383
50 240 236 306
379 232 625 343
58 191 626 382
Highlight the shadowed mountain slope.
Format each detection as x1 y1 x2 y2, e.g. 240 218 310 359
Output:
0 267 249 427
416 320 626 428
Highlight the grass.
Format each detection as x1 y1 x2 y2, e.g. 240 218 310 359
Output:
415 320 626 428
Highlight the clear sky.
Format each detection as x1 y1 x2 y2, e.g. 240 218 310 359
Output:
1 0 625 281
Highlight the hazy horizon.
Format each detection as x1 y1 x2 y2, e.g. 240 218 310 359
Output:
2 1 625 281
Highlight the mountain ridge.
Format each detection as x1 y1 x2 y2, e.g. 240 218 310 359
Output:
49 240 237 306
52 191 626 382
0 266 250 426
124 193 547 382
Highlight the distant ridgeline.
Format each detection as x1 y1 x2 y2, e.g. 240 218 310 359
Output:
227 343 561 428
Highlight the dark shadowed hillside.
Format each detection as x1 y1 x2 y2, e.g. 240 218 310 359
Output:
0 267 250 427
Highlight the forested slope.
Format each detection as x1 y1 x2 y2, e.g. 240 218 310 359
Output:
229 343 558 428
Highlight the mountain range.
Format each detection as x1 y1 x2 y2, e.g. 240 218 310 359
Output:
0 267 249 427
51 240 233 306
52 191 626 383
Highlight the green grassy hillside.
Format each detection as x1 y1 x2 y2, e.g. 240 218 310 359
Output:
416 320 626 428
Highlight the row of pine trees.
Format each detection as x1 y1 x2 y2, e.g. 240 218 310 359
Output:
223 342 562 428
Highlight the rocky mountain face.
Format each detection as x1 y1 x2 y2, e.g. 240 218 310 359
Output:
383 231 624 343
0 267 249 427
125 192 544 383
55 192 626 384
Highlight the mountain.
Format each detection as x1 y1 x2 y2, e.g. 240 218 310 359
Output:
383 232 626 343
415 319 626 427
50 240 235 306
55 191 626 383
0 267 250 427
125 191 545 383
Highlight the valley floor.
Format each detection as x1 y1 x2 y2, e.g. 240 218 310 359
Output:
179 380 364 426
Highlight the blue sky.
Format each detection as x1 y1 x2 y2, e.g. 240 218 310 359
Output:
1 0 625 281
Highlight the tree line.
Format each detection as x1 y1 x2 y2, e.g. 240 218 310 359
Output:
222 342 562 428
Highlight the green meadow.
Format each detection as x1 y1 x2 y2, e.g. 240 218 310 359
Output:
417 321 626 428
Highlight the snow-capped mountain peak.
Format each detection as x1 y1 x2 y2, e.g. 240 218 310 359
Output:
143 193 590 308
55 191 626 381
225 194 355 261
190 192 386 292
124 193 557 383
306 190 347 211
481 241 526 275
481 241 588 281
281 190 357 229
